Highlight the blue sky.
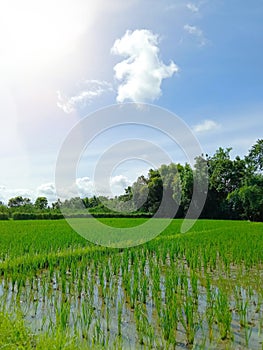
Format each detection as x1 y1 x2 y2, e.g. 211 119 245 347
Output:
0 0 262 203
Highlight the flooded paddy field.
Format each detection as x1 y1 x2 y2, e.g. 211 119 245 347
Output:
0 219 263 349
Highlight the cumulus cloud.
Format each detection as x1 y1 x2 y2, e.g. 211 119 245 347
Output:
0 186 35 204
193 119 221 133
0 175 132 205
184 24 207 46
76 177 94 197
110 175 131 196
37 182 57 200
57 80 113 113
111 29 178 103
110 175 130 188
186 3 199 13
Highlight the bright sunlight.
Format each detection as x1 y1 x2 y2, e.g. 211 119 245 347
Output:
0 0 89 70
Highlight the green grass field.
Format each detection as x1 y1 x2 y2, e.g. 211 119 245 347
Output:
0 219 263 349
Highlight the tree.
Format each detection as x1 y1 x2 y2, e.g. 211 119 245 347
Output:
208 148 234 195
159 163 180 217
147 169 163 213
246 139 263 173
175 163 193 215
8 196 32 208
227 174 263 221
131 175 149 212
34 197 48 210
52 199 62 210
228 184 263 221
205 148 247 218
119 186 133 202
0 202 8 214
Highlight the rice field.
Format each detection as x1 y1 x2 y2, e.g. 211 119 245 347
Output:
0 219 263 349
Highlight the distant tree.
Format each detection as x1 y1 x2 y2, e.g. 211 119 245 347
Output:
89 196 100 208
34 197 48 210
0 202 8 214
208 148 235 195
130 176 149 212
159 163 179 217
246 139 263 173
227 173 263 221
173 163 193 215
8 196 32 208
205 148 247 218
59 197 83 210
147 169 163 213
119 186 133 202
228 184 263 221
52 199 62 210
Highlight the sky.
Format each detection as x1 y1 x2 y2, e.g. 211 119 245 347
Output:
0 0 262 203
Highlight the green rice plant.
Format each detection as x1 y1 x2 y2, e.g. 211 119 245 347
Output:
77 276 82 299
105 300 110 332
258 310 263 337
92 318 103 345
214 288 232 340
0 219 263 349
140 273 148 304
134 302 144 345
205 280 216 342
236 288 255 345
190 271 198 303
129 274 139 310
234 286 250 328
57 300 70 330
80 300 93 339
244 324 253 348
117 300 123 337
180 294 200 345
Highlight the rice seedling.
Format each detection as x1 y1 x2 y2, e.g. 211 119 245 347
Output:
0 219 262 348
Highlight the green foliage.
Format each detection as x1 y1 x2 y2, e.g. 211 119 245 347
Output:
12 212 64 220
34 196 48 210
246 139 263 172
0 140 262 221
228 182 263 221
8 196 32 208
0 212 9 220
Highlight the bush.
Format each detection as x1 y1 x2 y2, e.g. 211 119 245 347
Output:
13 212 34 220
12 212 64 220
0 213 9 220
11 210 152 220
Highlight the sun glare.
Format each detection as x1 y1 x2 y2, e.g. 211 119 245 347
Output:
0 1 88 70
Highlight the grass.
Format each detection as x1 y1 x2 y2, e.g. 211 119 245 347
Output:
0 218 263 349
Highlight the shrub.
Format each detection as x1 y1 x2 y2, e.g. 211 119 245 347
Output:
0 212 9 220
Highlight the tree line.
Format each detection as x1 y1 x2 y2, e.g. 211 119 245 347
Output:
0 139 262 221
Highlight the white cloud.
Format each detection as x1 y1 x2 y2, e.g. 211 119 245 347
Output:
57 80 113 113
76 177 95 197
111 29 178 103
0 174 133 205
0 187 35 204
110 175 130 188
193 119 221 133
110 175 131 196
37 182 57 200
184 24 207 46
186 3 199 13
